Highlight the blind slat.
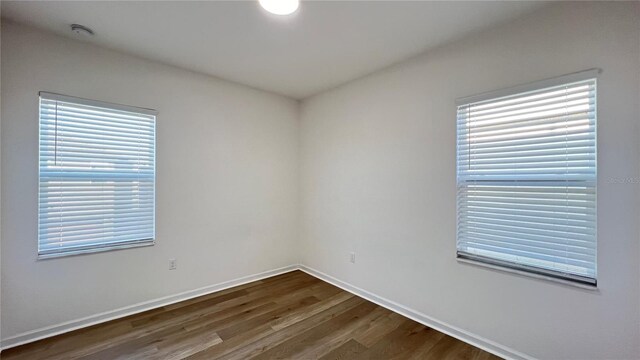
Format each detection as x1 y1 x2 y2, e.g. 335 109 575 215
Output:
38 94 156 256
457 77 597 284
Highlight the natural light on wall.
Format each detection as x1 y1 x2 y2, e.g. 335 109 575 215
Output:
456 70 598 286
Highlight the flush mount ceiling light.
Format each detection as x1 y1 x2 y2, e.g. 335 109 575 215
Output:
259 0 299 16
70 23 94 37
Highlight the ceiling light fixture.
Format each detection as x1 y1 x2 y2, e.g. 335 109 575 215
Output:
259 0 299 16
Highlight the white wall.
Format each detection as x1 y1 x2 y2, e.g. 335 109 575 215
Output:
0 4 3 345
2 3 640 359
1 21 299 341
300 2 640 359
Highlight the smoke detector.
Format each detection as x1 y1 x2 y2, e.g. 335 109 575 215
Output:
70 24 94 37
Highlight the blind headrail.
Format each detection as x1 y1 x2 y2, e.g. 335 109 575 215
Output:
39 91 158 116
455 68 601 106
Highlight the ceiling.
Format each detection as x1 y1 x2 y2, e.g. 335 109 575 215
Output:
1 1 547 99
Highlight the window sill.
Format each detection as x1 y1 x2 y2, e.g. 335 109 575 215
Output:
37 240 155 260
456 256 599 291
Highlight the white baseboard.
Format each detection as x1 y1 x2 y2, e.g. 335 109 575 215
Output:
2 263 533 360
0 264 298 351
298 264 535 360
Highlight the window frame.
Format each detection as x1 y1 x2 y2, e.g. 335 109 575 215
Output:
455 69 599 288
37 92 157 259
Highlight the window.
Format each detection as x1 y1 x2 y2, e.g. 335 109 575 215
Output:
456 70 597 286
38 92 156 258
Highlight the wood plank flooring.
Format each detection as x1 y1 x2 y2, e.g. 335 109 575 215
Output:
1 270 501 360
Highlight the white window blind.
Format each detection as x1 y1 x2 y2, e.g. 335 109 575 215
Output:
456 70 597 286
38 92 156 258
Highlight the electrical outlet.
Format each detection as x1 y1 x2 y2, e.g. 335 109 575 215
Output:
350 252 356 263
169 258 177 270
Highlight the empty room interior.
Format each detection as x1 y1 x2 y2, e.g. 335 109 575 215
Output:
0 1 639 359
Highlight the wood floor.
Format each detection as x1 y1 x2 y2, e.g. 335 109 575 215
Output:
1 270 501 360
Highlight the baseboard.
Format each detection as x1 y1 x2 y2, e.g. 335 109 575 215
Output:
298 264 535 360
0 264 298 351
2 263 534 359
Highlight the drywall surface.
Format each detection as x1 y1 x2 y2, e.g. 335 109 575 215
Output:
1 21 299 340
0 5 3 344
300 2 640 359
